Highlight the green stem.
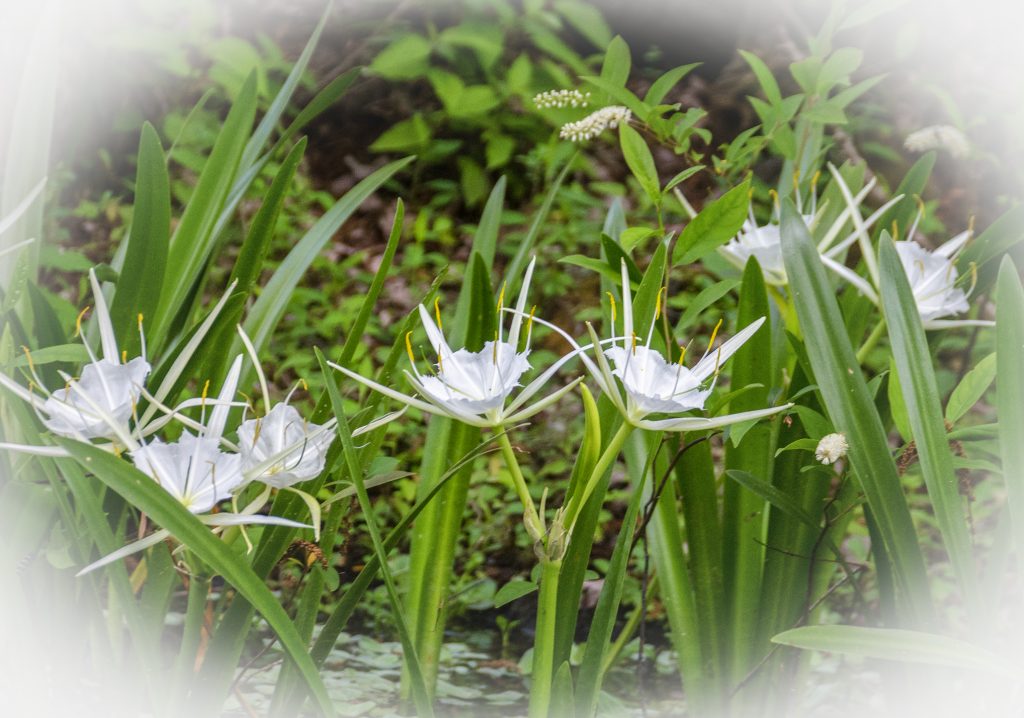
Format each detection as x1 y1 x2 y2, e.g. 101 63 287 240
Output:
497 430 541 534
855 318 887 364
600 573 658 676
171 567 209 715
565 421 634 529
528 558 563 718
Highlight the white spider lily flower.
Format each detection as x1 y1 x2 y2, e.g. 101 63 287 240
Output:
719 170 903 292
0 268 151 447
894 230 992 329
331 257 582 428
238 403 334 488
131 432 243 514
131 355 246 513
0 275 241 459
528 261 790 433
720 215 812 286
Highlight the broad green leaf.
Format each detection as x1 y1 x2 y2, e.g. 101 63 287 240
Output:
739 50 782 105
554 0 613 48
370 34 433 79
673 180 750 265
772 625 1014 679
879 234 975 601
996 257 1024 571
599 35 631 88
619 123 660 205
580 75 650 119
437 22 504 68
946 352 996 424
780 201 933 620
112 123 169 355
57 439 336 717
643 63 701 106
370 114 432 153
493 580 538 608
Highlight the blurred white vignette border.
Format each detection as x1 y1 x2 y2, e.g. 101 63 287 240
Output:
2 0 1024 716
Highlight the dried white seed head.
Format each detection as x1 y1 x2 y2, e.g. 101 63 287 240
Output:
559 106 632 142
533 89 591 109
815 432 849 465
904 124 970 159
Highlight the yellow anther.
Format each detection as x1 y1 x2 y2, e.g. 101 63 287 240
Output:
892 220 899 241
707 318 724 351
526 305 537 334
677 343 687 366
75 306 91 338
20 346 35 373
811 170 821 189
497 282 507 312
300 378 308 391
655 286 666 321
137 313 144 326
631 332 637 355
405 331 415 364
768 188 779 207
201 379 211 404
606 292 617 325
493 331 499 363
792 170 801 190
121 350 127 363
434 297 443 330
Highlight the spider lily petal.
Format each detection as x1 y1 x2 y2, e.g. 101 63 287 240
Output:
0 268 152 446
334 257 579 428
238 404 335 488
591 261 789 430
894 235 992 328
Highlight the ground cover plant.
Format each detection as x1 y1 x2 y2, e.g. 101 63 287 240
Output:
1 1 1023 717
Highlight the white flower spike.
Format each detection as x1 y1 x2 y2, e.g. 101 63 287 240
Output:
816 432 849 465
331 257 582 429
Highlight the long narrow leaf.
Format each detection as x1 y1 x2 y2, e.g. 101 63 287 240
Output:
878 235 975 602
779 201 933 620
996 257 1024 571
56 438 335 717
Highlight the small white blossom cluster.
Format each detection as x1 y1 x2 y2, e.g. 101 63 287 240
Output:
533 89 591 108
904 124 970 159
816 432 849 465
559 106 632 142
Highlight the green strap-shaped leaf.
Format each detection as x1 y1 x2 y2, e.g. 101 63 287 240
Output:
56 438 336 717
996 257 1024 572
779 201 933 620
772 625 1014 679
240 155 414 358
112 123 169 355
878 235 975 603
150 73 258 350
